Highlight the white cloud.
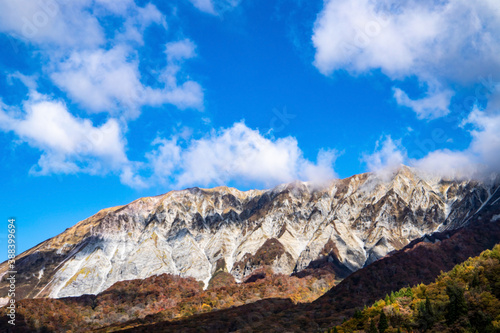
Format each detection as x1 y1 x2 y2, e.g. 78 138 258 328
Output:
50 42 203 119
0 0 207 188
188 0 241 15
413 109 500 179
313 0 500 179
312 0 500 118
146 122 338 188
412 150 482 180
468 110 500 170
166 39 197 61
0 0 165 48
144 81 204 111
359 107 500 181
50 46 144 117
301 149 338 184
93 0 136 16
0 0 104 48
188 0 216 15
393 87 454 119
362 136 406 180
0 1 203 119
115 3 166 44
0 92 133 180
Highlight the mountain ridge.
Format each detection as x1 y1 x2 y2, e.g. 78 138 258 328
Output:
1 166 499 302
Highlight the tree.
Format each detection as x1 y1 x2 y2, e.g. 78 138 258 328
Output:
368 319 378 333
353 309 363 319
91 297 98 310
402 287 414 298
445 282 468 325
425 296 433 316
378 311 389 333
416 295 436 330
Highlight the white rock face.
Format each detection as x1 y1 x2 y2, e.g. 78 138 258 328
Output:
2 166 499 299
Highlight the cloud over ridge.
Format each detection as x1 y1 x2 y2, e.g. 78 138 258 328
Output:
146 121 338 188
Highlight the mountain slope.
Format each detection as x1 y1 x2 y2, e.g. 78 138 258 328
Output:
1 166 499 300
331 242 500 332
109 217 500 333
0 269 334 332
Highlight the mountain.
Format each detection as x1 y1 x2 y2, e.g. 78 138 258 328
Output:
100 217 500 333
1 166 499 301
305 208 500 329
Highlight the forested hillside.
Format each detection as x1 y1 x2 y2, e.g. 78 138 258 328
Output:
328 243 500 332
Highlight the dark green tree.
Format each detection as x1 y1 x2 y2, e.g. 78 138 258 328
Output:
368 319 378 333
378 311 389 333
425 296 433 316
469 309 493 333
390 291 396 303
445 282 468 325
417 296 435 331
403 287 414 298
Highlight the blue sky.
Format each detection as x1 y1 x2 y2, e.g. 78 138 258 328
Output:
1 0 500 260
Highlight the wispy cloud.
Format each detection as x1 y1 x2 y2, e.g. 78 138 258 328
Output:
187 0 241 15
362 136 406 180
393 86 454 119
413 108 500 180
361 109 500 181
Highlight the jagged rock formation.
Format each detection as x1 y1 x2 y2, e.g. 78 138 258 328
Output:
1 166 499 300
112 218 500 333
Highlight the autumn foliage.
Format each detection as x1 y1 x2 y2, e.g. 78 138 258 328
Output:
0 266 335 332
328 243 500 332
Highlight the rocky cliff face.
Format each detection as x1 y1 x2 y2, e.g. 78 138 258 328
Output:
1 166 499 299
